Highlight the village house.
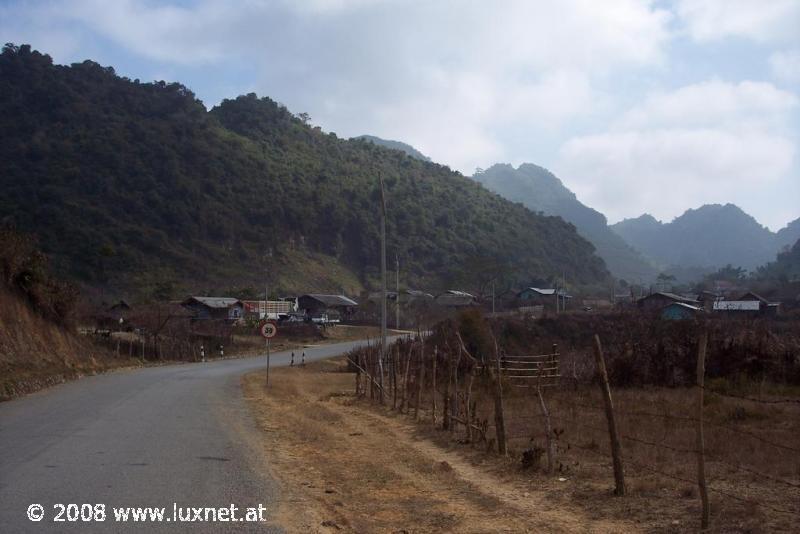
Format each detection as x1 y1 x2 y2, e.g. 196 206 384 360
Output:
241 299 296 320
739 291 781 315
181 297 244 321
95 299 133 330
661 302 703 320
298 294 358 321
712 300 761 314
637 292 699 311
435 290 476 308
405 289 435 303
517 287 572 310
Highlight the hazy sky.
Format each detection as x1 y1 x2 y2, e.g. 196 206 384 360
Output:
2 0 798 230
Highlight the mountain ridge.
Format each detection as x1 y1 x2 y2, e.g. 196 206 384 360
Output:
473 163 659 282
611 204 797 271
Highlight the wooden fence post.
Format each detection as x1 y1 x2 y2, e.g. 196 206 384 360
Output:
493 341 507 455
465 368 475 442
431 346 438 425
537 357 556 474
443 348 452 430
592 334 626 496
389 344 400 410
696 328 710 530
355 355 361 396
415 343 424 421
402 345 412 413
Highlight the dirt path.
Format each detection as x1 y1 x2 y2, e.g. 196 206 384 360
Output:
242 359 640 533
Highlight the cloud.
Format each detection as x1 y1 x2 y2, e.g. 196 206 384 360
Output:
617 80 798 130
556 80 799 230
675 0 800 44
769 50 800 85
31 0 671 172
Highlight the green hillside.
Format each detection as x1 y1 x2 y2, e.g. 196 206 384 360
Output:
0 44 609 297
354 135 431 162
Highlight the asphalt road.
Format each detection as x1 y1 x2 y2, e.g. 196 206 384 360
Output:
0 338 389 533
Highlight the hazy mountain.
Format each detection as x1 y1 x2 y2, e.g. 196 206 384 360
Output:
474 163 658 282
755 238 800 282
0 44 609 295
611 204 784 271
776 218 800 250
354 135 431 162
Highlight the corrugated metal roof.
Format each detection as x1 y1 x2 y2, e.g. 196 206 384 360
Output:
520 287 573 298
641 292 698 304
443 290 475 298
303 294 359 307
184 297 241 308
526 287 555 295
713 301 760 311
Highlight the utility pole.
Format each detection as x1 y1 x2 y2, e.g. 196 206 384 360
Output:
396 254 400 330
378 173 387 401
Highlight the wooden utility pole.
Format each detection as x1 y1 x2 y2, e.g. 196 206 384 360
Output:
592 334 626 496
378 173 387 403
696 329 710 530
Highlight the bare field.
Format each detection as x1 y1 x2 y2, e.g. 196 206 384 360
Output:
243 356 800 533
242 359 640 533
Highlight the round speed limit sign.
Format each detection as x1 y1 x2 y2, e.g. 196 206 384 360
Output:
259 321 277 339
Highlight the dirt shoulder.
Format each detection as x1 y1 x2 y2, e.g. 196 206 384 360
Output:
242 359 640 533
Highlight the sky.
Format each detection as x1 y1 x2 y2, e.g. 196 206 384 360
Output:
2 0 799 230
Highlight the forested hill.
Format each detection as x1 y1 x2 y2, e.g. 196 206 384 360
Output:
353 135 431 162
0 44 609 296
474 163 658 282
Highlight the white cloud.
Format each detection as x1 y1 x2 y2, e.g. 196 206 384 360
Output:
675 0 800 44
556 80 799 230
617 80 798 130
39 0 671 171
770 50 800 85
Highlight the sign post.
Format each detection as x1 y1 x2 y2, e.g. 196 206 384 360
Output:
259 321 278 386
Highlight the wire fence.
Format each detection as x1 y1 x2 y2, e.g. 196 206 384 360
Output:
347 328 800 530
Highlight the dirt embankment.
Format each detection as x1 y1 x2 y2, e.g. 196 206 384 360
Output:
0 289 137 400
242 360 640 533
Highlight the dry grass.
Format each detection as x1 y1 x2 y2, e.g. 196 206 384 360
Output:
242 360 639 533
403 376 800 533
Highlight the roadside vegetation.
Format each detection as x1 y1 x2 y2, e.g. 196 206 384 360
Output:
335 311 800 532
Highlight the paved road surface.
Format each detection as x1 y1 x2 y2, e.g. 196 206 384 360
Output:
0 338 390 532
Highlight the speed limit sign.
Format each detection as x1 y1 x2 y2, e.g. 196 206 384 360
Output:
259 321 277 339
